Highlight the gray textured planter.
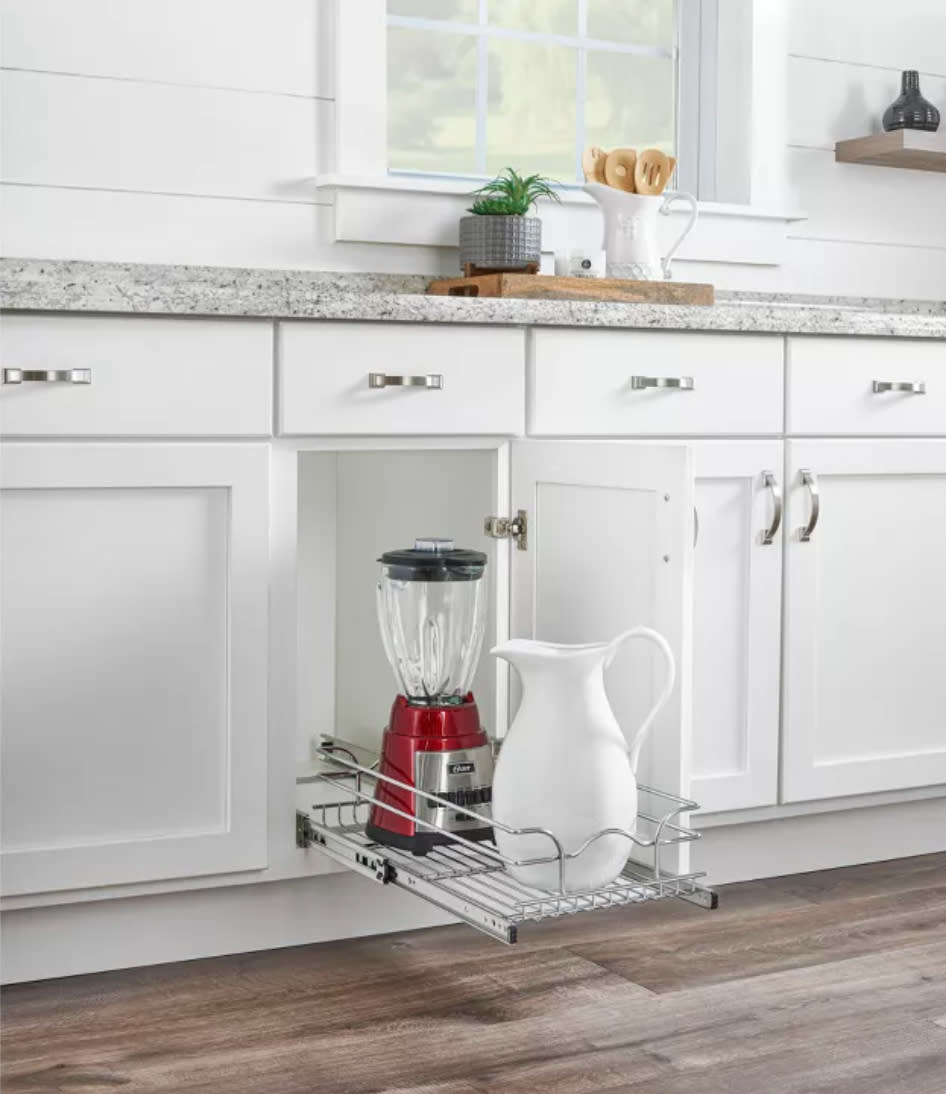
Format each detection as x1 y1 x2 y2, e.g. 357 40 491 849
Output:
458 215 542 273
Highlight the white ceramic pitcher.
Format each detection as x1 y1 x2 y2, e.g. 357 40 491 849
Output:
584 182 697 280
490 627 676 894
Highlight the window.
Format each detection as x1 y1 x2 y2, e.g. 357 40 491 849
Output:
328 2 800 260
386 0 683 186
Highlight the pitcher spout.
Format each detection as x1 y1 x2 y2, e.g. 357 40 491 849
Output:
490 638 612 686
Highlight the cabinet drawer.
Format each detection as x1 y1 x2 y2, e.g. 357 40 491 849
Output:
1 315 273 437
789 337 946 435
529 330 783 435
278 323 525 435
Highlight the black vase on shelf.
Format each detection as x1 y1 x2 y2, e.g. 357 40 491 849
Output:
882 70 940 132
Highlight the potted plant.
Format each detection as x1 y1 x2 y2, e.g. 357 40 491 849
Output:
459 168 560 276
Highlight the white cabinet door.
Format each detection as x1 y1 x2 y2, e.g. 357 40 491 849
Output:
509 441 693 802
782 440 946 802
0 443 269 896
690 442 783 813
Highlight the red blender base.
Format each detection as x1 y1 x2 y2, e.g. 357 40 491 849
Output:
367 694 494 856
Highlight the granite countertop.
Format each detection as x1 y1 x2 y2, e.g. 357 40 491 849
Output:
2 258 946 340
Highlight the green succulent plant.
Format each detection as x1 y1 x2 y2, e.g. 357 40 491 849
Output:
468 167 561 216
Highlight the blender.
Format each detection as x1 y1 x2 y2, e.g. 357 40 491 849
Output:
366 538 494 855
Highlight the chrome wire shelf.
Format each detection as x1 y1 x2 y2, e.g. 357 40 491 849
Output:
298 736 718 944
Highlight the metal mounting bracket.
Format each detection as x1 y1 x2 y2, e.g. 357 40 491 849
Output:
484 509 528 550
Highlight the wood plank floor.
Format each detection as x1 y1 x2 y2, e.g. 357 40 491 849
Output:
4 853 946 1093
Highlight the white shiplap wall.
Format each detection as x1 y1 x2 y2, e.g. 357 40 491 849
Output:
1 0 944 296
775 0 946 299
0 0 455 274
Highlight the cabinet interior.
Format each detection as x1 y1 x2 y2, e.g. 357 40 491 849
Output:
296 448 502 761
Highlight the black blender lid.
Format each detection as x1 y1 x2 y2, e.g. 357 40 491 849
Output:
380 538 487 581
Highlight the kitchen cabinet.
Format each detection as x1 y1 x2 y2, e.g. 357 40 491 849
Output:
293 439 694 805
0 442 269 896
295 435 699 909
689 442 783 812
781 439 946 801
3 301 945 980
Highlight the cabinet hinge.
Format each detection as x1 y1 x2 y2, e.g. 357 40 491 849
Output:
484 509 528 551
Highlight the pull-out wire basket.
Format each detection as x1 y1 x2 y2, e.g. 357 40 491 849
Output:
298 736 718 944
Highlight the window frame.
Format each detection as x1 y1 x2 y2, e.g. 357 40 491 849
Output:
323 0 805 267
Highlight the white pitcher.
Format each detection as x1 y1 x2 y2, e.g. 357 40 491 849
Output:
584 182 697 281
490 628 675 894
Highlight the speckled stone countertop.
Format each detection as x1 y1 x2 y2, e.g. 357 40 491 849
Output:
3 258 945 340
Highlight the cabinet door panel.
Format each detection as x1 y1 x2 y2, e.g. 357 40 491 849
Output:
510 441 693 803
690 442 782 813
0 443 269 896
782 440 946 801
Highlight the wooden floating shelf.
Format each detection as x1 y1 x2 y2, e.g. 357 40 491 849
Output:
835 130 946 173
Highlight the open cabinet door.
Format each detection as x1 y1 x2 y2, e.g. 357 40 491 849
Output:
508 441 695 869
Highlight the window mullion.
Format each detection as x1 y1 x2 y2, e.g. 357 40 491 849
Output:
575 0 588 185
476 0 488 175
386 14 671 58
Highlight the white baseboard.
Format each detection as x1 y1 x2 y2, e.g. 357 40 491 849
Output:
695 795 946 885
5 796 944 984
1 871 452 985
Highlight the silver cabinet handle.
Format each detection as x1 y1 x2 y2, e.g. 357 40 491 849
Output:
872 380 926 395
797 468 820 542
760 471 782 546
630 375 694 391
693 506 699 547
3 368 92 385
368 372 443 389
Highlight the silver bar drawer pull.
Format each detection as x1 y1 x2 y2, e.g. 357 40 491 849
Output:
872 380 926 395
797 468 820 543
3 368 92 385
760 471 782 546
631 375 694 391
368 372 443 390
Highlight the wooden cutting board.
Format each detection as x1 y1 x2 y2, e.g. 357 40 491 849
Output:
428 273 714 305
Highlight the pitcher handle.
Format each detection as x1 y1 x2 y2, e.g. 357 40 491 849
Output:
604 627 676 773
659 192 697 279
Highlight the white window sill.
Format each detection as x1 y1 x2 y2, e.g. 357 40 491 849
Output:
316 174 807 268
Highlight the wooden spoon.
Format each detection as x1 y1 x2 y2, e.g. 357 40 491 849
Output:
634 148 673 195
581 146 608 183
603 148 637 192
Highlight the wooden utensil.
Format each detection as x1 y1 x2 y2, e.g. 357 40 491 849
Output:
603 148 637 191
581 146 608 183
634 148 673 195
